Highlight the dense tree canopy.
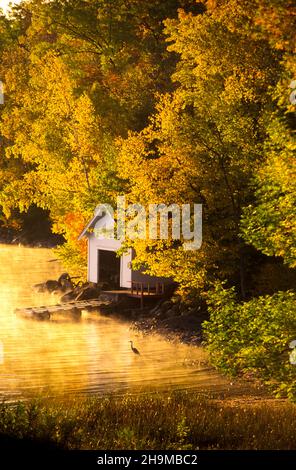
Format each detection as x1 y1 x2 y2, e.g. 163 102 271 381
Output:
0 0 295 292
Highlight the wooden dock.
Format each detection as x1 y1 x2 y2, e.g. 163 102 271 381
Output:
14 300 103 320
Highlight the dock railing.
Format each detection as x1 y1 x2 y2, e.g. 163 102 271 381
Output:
131 282 165 309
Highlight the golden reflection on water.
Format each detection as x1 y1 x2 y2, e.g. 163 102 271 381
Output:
0 244 244 400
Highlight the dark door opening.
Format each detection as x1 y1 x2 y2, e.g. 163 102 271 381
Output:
98 250 121 288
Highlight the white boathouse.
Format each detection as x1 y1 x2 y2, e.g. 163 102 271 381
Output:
79 209 172 290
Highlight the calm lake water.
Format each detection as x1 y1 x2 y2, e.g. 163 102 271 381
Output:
0 244 256 401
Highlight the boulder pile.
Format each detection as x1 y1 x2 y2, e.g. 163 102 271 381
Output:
33 273 101 302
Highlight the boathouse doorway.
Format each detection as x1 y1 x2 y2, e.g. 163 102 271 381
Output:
97 249 121 288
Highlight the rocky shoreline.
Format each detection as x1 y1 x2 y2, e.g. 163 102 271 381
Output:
89 295 207 346
130 298 207 345
34 274 207 345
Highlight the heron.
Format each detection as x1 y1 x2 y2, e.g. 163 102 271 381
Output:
129 340 140 355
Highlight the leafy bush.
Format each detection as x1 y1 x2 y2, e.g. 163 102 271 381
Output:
203 285 296 399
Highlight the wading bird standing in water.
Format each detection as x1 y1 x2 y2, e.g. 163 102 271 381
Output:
129 340 140 355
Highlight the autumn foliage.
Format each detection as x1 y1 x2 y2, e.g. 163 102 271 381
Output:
0 0 294 294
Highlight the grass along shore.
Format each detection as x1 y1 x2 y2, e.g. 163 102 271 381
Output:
0 392 296 450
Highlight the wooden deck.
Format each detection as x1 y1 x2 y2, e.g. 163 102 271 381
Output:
102 282 166 309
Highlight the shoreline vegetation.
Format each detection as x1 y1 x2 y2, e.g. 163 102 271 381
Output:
1 393 296 450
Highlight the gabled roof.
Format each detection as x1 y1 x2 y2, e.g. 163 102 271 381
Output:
78 212 106 240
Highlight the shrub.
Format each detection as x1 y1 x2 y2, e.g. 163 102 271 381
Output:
203 284 296 399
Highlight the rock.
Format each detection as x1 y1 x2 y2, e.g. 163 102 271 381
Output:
180 309 192 317
160 300 172 312
149 300 164 315
170 303 181 315
160 313 198 331
60 279 74 292
59 282 101 303
60 291 77 302
58 273 74 291
156 309 171 320
58 272 71 283
33 283 46 293
165 308 176 318
74 286 101 301
45 280 60 292
33 274 74 295
34 279 62 294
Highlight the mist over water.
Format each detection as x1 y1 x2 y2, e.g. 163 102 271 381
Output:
0 244 250 400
